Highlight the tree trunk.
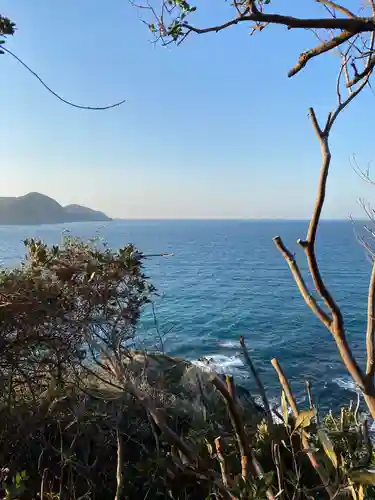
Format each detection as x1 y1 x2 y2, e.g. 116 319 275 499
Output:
363 393 375 419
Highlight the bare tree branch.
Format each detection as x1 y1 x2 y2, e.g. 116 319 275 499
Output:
366 262 375 378
288 30 355 77
114 421 124 500
272 236 331 328
214 437 230 489
271 359 298 419
271 36 375 416
239 335 274 429
271 358 336 498
210 374 251 480
316 0 356 18
183 13 375 35
347 53 375 86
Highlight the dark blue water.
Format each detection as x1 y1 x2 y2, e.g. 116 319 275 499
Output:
0 220 371 413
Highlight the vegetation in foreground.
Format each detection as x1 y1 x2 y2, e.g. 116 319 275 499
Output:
0 237 374 500
3 2 375 498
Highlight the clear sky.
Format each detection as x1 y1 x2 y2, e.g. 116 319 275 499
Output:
1 0 374 219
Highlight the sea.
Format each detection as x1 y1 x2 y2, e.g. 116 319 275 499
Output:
0 219 372 417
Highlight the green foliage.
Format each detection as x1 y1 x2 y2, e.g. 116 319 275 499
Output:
0 236 375 499
143 0 274 43
318 429 338 469
0 14 15 54
0 235 154 402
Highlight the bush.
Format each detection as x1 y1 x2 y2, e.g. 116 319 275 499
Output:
0 235 154 404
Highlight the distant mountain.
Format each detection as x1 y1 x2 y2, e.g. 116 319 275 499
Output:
0 192 112 225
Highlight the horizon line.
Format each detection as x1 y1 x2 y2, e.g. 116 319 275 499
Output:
110 217 364 222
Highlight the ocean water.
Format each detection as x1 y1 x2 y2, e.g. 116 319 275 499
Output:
0 219 372 414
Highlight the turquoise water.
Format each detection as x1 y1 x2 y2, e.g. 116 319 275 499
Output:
0 219 371 413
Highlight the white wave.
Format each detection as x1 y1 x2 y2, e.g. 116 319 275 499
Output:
219 340 239 349
192 354 244 374
333 378 375 433
333 377 362 395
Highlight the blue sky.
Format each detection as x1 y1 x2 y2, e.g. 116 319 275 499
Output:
1 0 374 219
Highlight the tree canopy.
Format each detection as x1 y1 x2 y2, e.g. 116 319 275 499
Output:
132 0 375 91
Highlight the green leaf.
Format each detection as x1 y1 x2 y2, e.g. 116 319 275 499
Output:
262 470 274 487
358 484 365 500
294 408 317 430
348 480 358 500
318 429 338 469
349 469 375 485
281 390 288 424
15 471 22 488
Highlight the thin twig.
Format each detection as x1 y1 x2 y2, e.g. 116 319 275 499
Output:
239 335 273 428
271 359 336 498
271 359 298 418
251 452 276 500
215 437 229 488
211 374 250 479
2 46 126 110
40 469 47 500
316 0 355 17
114 421 124 500
346 54 375 86
272 443 284 500
126 379 198 464
305 380 314 409
366 261 375 378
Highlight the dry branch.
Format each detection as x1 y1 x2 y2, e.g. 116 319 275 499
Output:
239 335 274 428
271 359 298 418
274 73 375 417
183 14 375 35
347 54 375 86
272 236 331 328
114 423 124 500
214 437 229 488
366 262 375 378
271 359 336 498
316 0 355 18
288 31 355 77
211 374 250 479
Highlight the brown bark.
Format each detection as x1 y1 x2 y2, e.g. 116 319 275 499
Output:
274 56 375 418
271 359 336 498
